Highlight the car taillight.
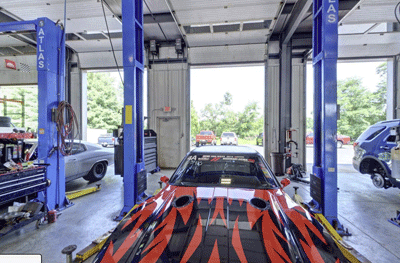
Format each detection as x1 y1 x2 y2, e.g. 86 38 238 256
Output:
353 142 359 149
235 138 237 141
112 138 115 142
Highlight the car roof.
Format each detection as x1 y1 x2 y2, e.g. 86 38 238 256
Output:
191 145 259 155
374 119 400 126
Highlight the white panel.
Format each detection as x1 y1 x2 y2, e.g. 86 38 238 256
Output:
189 44 266 65
265 61 280 164
0 55 37 85
339 43 400 58
339 32 400 46
64 16 121 34
342 0 399 24
186 30 268 47
171 0 278 10
67 39 122 53
148 63 190 167
0 35 28 47
176 4 278 25
78 51 123 69
143 0 170 14
291 62 306 167
338 24 375 35
2 0 113 21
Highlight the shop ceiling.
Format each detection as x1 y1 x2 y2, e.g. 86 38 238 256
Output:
0 0 399 65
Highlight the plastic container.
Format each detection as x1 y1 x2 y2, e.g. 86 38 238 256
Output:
270 152 286 176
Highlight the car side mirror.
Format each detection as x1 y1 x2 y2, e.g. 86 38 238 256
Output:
280 178 290 188
160 176 169 184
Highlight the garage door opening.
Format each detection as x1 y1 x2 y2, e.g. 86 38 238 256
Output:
85 70 147 145
190 65 265 154
306 60 388 167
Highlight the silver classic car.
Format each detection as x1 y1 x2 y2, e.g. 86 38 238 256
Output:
24 140 114 182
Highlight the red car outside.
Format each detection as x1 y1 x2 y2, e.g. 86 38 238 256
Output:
306 132 351 148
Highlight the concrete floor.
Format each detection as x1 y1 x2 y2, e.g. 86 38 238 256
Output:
0 146 399 263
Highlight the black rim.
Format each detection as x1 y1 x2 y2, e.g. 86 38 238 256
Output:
94 163 105 176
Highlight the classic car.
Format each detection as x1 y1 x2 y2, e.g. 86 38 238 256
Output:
24 140 114 182
94 146 349 262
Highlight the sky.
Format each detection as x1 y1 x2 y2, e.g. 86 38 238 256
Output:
306 61 384 116
191 61 385 117
191 66 265 113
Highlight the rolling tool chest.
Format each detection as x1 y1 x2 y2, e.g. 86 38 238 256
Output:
0 138 48 237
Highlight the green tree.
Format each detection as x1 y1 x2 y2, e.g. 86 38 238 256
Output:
87 72 122 132
190 101 200 137
337 77 386 139
0 86 38 130
306 116 313 131
236 102 261 137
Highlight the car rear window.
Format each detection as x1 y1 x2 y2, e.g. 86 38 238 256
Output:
170 154 278 189
357 126 385 141
200 131 212 135
222 132 235 137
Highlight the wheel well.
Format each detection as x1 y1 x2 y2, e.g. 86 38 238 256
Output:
92 161 107 169
359 158 387 176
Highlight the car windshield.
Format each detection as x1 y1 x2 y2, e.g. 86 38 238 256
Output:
170 153 278 189
200 131 212 135
221 132 234 137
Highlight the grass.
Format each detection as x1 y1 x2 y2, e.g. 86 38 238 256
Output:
238 137 257 145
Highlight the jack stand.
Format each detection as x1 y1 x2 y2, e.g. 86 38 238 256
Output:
388 210 400 228
292 186 304 205
62 245 77 263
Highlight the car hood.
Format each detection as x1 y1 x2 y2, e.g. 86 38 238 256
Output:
94 185 348 263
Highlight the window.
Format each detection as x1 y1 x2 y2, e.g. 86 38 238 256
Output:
170 154 278 189
70 143 86 154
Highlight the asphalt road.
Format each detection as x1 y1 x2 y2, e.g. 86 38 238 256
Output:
243 144 355 173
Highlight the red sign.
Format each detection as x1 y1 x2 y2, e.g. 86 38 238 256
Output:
5 59 16 70
164 106 171 112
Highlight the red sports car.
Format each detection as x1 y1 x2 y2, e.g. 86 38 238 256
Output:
94 146 349 262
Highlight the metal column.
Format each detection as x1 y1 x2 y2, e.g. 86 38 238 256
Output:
118 0 146 219
0 18 67 210
311 0 342 228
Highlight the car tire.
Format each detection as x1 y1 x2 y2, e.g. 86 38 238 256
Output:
337 140 343 148
83 162 107 182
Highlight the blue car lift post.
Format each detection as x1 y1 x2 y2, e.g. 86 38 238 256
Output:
0 18 69 211
116 0 146 221
310 0 349 235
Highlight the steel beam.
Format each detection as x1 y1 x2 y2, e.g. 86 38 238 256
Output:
282 0 313 44
117 0 145 220
311 0 344 231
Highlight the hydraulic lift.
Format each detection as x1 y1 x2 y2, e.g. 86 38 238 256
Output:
309 0 350 234
0 18 68 212
115 0 147 220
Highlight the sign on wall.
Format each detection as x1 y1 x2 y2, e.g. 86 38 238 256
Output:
5 59 16 70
